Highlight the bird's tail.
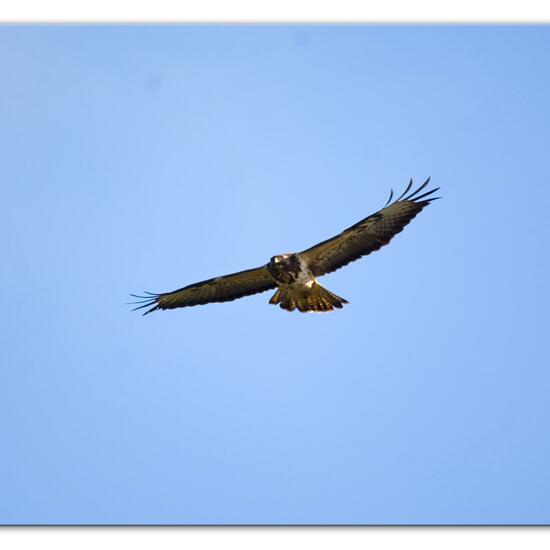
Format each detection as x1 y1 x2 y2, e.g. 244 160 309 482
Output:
269 283 348 313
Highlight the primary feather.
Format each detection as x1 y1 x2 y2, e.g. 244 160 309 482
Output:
300 178 439 277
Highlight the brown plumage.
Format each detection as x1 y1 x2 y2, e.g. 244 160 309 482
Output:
130 178 439 314
269 283 348 312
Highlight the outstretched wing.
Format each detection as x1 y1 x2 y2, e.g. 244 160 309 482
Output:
300 178 440 277
130 265 276 315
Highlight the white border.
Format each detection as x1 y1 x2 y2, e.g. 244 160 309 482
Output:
1 527 550 550
0 0 550 22
1 4 548 549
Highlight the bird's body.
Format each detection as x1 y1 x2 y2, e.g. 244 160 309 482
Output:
266 253 309 286
131 178 439 314
266 254 348 312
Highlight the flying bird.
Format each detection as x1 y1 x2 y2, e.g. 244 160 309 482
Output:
131 178 439 314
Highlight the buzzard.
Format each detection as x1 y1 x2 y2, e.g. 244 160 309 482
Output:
131 178 439 314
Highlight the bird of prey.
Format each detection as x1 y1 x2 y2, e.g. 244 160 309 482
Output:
131 178 439 314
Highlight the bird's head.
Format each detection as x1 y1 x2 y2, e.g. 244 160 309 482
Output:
270 254 289 265
268 254 301 275
268 254 294 274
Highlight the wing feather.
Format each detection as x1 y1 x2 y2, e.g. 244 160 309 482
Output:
300 178 440 277
130 265 276 315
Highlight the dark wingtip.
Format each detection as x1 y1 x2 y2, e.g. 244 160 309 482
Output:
384 188 394 207
396 178 414 202
400 176 441 203
131 301 156 311
129 291 160 300
129 291 160 315
412 186 440 202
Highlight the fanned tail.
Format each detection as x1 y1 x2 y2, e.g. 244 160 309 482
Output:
269 283 348 313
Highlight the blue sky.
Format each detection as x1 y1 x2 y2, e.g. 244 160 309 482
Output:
1 25 549 524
